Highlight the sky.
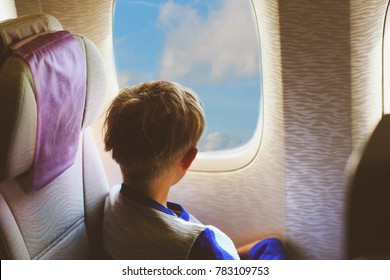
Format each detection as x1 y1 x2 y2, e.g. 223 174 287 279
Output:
113 0 261 152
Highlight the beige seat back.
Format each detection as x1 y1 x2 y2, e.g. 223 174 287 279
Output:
0 14 109 259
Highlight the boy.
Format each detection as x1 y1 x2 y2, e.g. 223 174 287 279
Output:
102 81 286 259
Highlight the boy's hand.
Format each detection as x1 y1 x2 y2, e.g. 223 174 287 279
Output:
236 234 285 260
237 240 261 260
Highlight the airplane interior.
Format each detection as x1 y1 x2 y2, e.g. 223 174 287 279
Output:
1 0 390 261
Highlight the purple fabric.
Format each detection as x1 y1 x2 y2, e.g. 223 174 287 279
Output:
13 31 86 190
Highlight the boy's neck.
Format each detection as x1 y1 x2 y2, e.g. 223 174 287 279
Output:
124 173 176 207
123 182 170 207
123 159 186 207
143 184 170 207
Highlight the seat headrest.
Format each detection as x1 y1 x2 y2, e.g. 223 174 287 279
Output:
0 13 62 65
0 15 107 186
13 31 87 190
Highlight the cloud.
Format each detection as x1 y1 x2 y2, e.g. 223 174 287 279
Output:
157 0 260 85
200 132 242 151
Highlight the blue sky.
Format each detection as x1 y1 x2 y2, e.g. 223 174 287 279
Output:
113 0 261 151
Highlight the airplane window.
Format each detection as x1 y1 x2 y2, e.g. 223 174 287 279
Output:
113 0 262 158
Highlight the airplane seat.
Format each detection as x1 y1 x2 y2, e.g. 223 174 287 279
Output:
0 14 109 259
346 114 390 259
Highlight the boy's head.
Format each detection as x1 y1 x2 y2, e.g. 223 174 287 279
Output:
104 81 205 188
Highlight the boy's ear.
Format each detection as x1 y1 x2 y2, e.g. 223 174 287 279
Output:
180 147 198 171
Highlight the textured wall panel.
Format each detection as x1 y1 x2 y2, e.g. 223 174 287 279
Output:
279 0 352 259
350 0 385 151
281 0 387 259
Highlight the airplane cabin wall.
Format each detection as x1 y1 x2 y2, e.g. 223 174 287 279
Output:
277 0 386 259
0 0 388 259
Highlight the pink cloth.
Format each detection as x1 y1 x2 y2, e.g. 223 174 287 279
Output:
13 31 86 190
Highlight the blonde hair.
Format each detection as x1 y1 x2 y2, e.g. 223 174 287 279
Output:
104 81 205 187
